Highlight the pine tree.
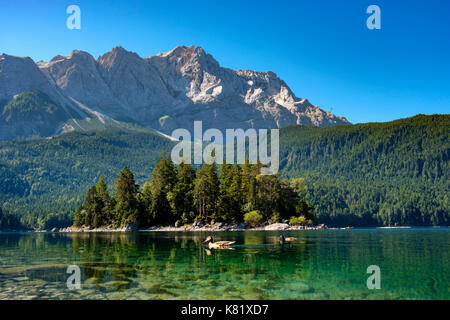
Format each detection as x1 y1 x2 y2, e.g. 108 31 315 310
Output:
73 205 84 227
114 166 139 226
149 157 176 225
96 174 112 225
194 163 219 222
241 157 251 202
83 186 103 227
171 162 196 224
228 165 244 222
245 175 258 212
96 175 110 203
277 179 300 220
138 182 153 226
218 164 243 222
255 174 282 221
217 161 233 221
70 161 317 228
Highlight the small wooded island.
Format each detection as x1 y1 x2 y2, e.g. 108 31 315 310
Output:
71 157 317 230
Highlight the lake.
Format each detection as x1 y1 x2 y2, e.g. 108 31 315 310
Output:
0 228 448 299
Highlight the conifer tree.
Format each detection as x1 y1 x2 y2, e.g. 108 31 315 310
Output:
218 164 244 222
114 166 139 225
217 161 233 221
138 182 153 226
228 165 244 221
255 174 282 221
241 157 251 202
83 186 103 227
96 174 112 224
149 157 176 225
73 205 84 227
71 161 316 228
96 175 110 203
194 163 219 222
171 162 196 224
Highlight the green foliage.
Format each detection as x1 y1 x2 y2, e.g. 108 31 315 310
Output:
138 182 153 226
73 205 84 228
217 162 243 222
194 163 219 221
0 91 71 140
1 114 448 228
244 210 264 227
0 206 26 230
170 162 196 224
0 127 173 229
0 163 29 197
96 175 114 223
279 114 449 226
74 158 313 228
1 91 66 123
114 166 139 225
254 175 282 220
75 168 139 227
148 157 176 225
289 216 307 226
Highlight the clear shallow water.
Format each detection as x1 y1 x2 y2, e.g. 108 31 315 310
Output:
0 229 448 300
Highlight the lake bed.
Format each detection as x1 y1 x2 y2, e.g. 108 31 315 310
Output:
0 228 448 300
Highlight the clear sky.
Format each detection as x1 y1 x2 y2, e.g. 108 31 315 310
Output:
1 0 449 124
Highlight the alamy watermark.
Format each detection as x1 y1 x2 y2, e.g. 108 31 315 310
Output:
66 265 81 290
65 5 380 31
170 121 279 175
66 5 81 30
366 265 381 289
366 5 381 30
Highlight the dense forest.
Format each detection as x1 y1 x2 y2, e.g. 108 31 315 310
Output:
0 114 448 229
279 114 449 226
74 158 315 228
0 206 24 230
0 127 174 229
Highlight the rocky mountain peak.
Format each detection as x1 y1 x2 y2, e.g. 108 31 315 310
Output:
150 45 220 74
97 46 142 71
0 54 60 103
0 45 350 140
0 54 35 67
68 50 95 61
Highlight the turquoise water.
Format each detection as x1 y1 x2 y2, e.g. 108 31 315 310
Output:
0 229 448 299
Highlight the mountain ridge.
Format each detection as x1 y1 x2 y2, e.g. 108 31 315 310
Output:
0 46 350 140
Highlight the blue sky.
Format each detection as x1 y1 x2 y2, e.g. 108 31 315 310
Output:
1 0 449 124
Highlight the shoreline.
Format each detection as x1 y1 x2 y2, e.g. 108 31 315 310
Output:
60 222 328 232
1 224 448 233
0 222 328 233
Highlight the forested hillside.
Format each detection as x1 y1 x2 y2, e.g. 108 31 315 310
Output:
279 114 449 226
0 128 173 229
0 114 448 229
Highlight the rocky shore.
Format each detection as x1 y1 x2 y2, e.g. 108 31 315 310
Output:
56 222 328 233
